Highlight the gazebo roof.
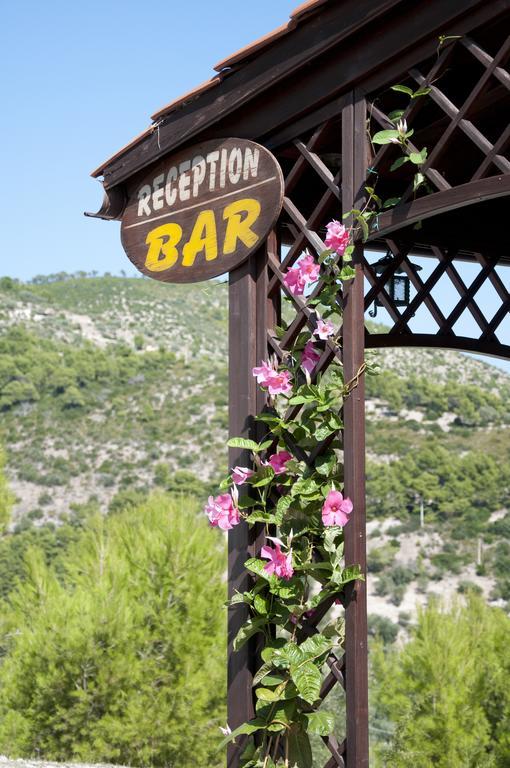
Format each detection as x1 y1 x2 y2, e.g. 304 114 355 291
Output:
91 0 508 194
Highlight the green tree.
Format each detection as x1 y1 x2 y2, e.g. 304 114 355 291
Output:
0 494 226 767
0 447 14 532
371 597 510 767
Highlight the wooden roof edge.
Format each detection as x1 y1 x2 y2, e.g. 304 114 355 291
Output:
91 0 332 177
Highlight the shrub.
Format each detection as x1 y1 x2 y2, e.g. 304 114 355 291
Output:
0 494 226 767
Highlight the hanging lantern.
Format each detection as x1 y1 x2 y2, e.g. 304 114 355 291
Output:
368 252 422 317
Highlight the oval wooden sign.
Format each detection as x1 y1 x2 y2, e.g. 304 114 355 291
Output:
120 138 284 283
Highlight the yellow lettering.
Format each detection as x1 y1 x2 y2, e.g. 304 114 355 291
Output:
223 198 261 254
182 209 218 267
144 223 182 272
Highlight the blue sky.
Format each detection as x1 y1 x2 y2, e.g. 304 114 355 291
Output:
0 0 297 281
1 0 508 372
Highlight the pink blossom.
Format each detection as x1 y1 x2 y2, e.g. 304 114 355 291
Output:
266 369 293 396
314 319 335 340
252 360 276 386
261 540 294 580
283 254 320 296
301 340 321 374
325 220 350 256
322 490 353 527
205 492 240 531
252 360 293 396
283 266 307 296
267 450 292 474
231 466 254 485
298 254 320 283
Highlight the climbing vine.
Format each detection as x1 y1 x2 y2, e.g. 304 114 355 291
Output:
205 83 431 766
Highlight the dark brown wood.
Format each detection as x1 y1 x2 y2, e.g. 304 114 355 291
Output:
366 175 510 242
365 331 510 360
227 245 269 766
342 91 369 768
120 139 283 283
94 0 502 191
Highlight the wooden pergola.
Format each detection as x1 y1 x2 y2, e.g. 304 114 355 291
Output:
89 1 510 765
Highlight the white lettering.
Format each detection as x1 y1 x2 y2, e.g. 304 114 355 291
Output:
191 155 206 197
219 148 228 188
206 151 220 191
243 148 259 180
165 166 177 207
137 184 152 216
178 160 191 201
152 173 165 211
228 148 242 184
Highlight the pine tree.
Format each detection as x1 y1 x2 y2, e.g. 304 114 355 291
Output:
371 596 510 767
0 493 226 767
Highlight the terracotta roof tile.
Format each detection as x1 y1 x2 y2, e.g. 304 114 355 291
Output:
290 0 329 21
91 0 330 177
213 22 295 72
151 76 222 122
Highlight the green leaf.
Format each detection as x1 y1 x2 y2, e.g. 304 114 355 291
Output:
298 634 334 660
287 724 313 768
413 171 425 191
409 152 424 165
290 660 322 704
391 84 414 96
218 717 267 748
372 129 400 145
227 437 259 451
388 108 405 122
244 557 271 580
389 156 409 172
257 439 273 451
331 563 364 587
383 196 402 208
412 86 431 98
304 710 335 736
253 593 269 615
255 687 280 702
233 617 267 651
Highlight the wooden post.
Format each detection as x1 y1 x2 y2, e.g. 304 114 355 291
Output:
342 90 369 768
227 236 276 766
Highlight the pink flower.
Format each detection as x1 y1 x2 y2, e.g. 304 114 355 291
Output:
261 538 294 580
266 369 293 396
282 254 320 296
314 319 335 340
298 254 320 283
301 340 321 374
231 466 254 485
252 360 293 396
322 490 353 527
283 267 307 296
267 450 292 474
205 492 240 531
325 220 350 256
252 360 276 385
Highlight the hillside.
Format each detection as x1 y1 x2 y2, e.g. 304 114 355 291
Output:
0 273 509 627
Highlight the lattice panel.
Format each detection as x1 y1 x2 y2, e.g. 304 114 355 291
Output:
364 240 510 358
266 115 352 768
368 31 510 199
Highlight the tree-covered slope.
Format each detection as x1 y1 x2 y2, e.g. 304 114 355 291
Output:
1 273 509 620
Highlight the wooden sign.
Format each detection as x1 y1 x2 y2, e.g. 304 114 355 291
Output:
120 138 284 283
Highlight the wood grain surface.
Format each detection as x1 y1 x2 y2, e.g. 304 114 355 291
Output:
120 139 283 283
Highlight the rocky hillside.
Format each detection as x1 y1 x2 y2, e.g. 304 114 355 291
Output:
0 274 509 630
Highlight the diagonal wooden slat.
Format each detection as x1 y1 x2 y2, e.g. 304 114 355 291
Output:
462 36 510 91
409 68 510 175
411 36 510 176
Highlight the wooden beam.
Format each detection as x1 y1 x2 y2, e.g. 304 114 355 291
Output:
227 246 269 767
342 90 369 768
